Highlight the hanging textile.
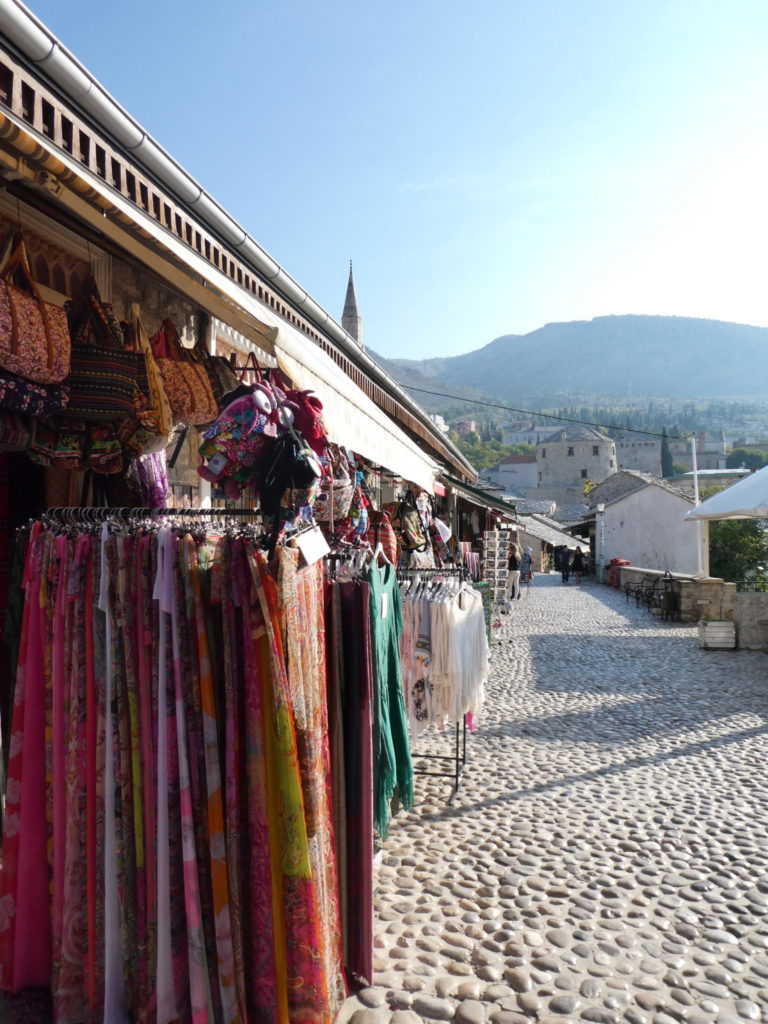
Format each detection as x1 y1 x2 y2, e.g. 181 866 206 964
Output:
0 515 346 1024
399 572 489 740
367 561 412 839
324 576 374 987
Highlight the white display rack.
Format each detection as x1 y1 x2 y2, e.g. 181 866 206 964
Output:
483 528 511 603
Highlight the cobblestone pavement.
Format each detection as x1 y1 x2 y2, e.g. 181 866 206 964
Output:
338 573 768 1024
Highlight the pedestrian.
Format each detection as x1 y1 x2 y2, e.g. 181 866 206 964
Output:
561 548 571 584
572 546 585 584
505 543 521 605
521 546 534 585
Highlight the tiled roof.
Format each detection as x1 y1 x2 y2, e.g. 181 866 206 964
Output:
541 425 613 444
507 498 557 516
554 504 591 523
516 515 583 549
586 470 691 506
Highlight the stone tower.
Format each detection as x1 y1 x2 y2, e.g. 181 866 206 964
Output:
536 425 617 490
342 261 362 346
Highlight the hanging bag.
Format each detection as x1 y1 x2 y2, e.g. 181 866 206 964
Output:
202 349 240 408
118 304 173 454
63 278 139 420
313 445 354 522
0 411 35 452
0 368 69 416
0 233 71 384
150 318 218 425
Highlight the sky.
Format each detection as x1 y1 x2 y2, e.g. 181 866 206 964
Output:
23 0 768 359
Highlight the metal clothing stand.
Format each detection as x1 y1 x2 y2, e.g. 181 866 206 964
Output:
43 505 264 520
397 564 470 804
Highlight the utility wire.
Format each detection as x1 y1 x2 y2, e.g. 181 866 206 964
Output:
401 385 695 441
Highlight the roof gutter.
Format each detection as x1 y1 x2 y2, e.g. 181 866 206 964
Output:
0 0 475 481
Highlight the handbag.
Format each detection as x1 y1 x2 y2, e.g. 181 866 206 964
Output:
0 411 34 452
0 368 69 416
63 279 139 421
151 318 218 425
366 509 400 565
313 446 354 522
203 352 240 408
118 304 173 454
0 233 71 384
28 418 88 470
88 423 123 474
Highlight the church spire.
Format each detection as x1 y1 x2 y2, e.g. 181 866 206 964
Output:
342 260 362 347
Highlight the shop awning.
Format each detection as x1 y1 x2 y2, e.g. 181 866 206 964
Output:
273 327 440 493
685 466 768 520
443 476 518 519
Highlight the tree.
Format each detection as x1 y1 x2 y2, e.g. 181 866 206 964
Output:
709 519 768 582
661 427 674 478
726 448 768 470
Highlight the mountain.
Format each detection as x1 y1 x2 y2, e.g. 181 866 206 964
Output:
370 350 500 413
380 315 768 403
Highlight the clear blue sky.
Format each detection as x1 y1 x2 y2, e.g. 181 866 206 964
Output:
24 0 768 358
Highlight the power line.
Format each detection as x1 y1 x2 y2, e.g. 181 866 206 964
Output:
401 385 695 441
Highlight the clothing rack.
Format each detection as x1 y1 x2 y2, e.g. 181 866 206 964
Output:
43 506 263 520
397 565 469 804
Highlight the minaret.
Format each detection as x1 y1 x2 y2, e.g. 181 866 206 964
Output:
342 261 362 347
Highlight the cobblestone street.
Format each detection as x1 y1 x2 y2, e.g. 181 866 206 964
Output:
340 573 768 1024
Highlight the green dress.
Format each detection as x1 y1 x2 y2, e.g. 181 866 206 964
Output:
367 562 413 837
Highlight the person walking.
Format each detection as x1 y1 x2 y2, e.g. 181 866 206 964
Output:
572 546 585 584
505 543 521 605
521 546 534 586
561 548 572 584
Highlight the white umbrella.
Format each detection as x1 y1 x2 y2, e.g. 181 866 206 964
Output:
685 466 768 520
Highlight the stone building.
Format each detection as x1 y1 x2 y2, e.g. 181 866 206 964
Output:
502 423 552 446
486 454 537 492
536 425 616 492
613 430 662 475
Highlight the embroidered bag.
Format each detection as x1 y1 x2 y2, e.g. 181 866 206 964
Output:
118 304 173 454
151 318 218 425
203 352 240 408
0 411 34 452
0 368 69 416
63 278 139 420
28 418 88 470
313 445 354 522
0 233 71 384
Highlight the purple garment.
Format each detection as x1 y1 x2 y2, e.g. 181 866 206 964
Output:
136 451 169 508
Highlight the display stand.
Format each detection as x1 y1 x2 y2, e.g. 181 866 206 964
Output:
483 528 512 604
397 565 469 804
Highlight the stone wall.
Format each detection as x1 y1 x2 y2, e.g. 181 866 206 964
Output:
111 259 199 343
615 439 661 475
537 438 616 489
733 591 768 650
618 566 736 624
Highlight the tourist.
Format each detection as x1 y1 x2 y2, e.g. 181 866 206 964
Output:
561 548 572 584
506 543 521 604
521 546 534 584
572 546 585 584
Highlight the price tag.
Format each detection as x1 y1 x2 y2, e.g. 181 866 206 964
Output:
295 525 331 567
381 592 389 619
